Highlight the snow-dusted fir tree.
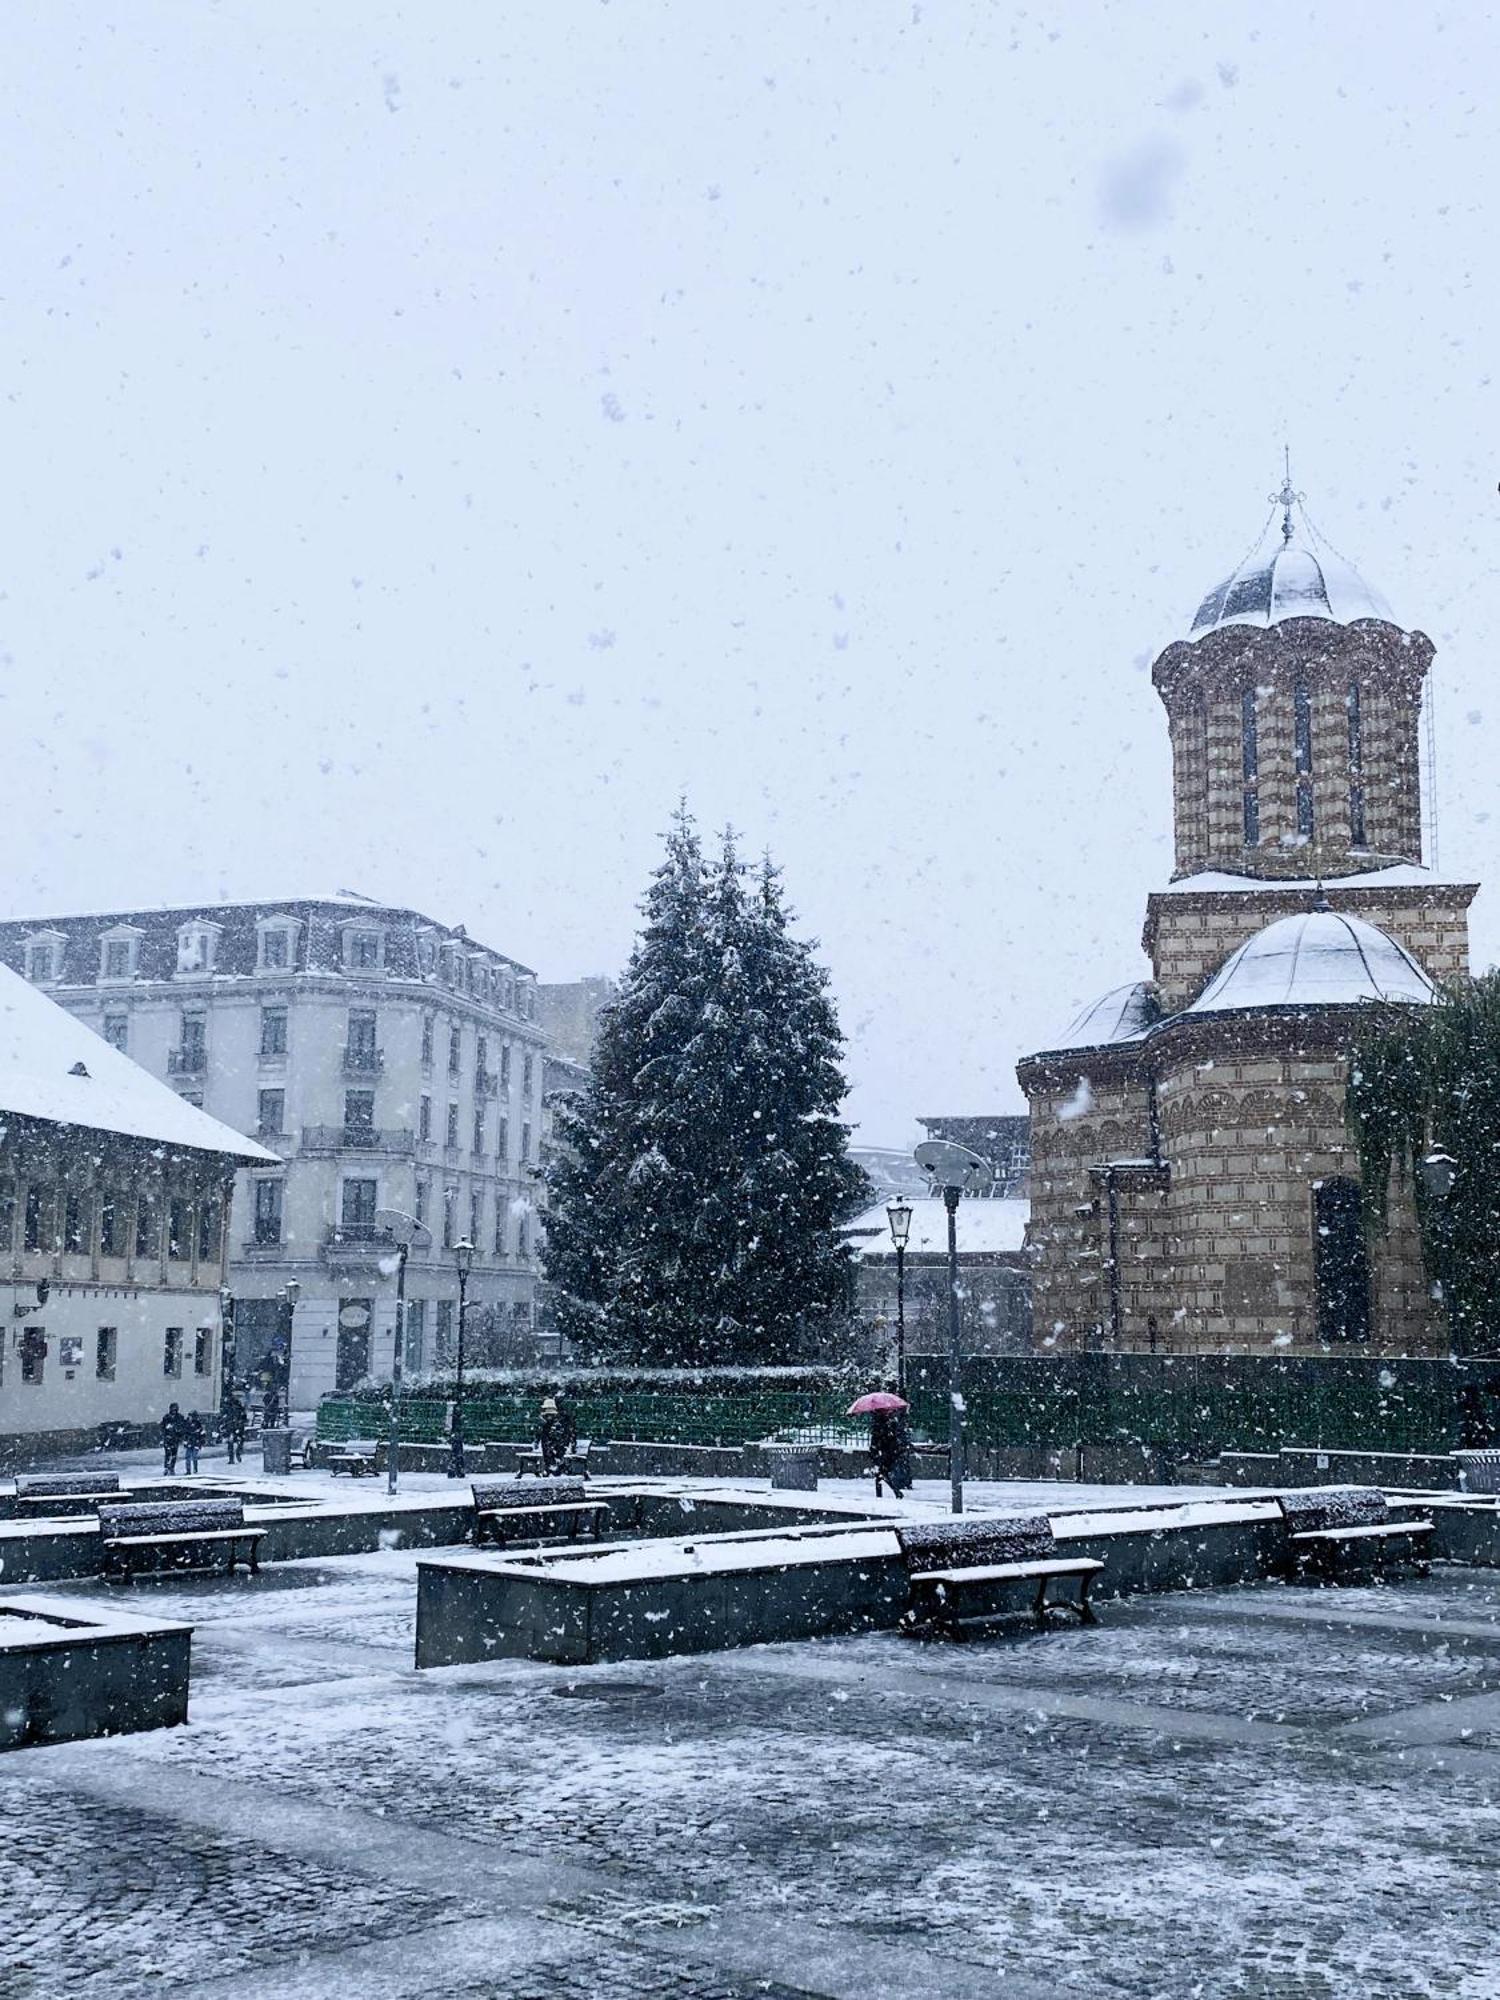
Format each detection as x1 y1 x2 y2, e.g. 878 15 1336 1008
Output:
543 811 868 1363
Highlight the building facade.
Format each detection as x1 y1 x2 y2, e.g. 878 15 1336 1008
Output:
0 897 549 1405
1018 479 1477 1355
0 962 273 1454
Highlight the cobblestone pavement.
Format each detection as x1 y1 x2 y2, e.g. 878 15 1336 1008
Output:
7 1551 1500 1997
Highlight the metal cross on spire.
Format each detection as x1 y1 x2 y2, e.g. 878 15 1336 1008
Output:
1270 446 1304 544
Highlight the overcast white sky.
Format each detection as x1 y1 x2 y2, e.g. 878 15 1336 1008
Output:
3 4 1497 1141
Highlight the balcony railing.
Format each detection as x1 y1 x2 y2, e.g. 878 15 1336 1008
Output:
322 1224 396 1267
342 1046 384 1075
167 1047 207 1075
474 1068 498 1097
301 1125 415 1156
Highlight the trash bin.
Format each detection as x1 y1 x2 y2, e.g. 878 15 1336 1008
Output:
261 1427 293 1476
767 1446 818 1492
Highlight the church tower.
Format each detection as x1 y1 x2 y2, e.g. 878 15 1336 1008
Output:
1017 471 1479 1356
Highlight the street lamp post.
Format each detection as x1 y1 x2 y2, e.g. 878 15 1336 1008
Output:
375 1209 433 1497
913 1140 994 1516
218 1287 236 1424
448 1239 475 1479
886 1198 913 1399
272 1278 299 1428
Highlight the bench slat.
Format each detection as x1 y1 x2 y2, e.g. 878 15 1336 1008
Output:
107 1529 266 1548
912 1557 1104 1585
1291 1520 1433 1544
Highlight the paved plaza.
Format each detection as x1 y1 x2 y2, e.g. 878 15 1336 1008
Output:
4 1483 1500 1998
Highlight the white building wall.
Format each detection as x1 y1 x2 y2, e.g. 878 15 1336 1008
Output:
1 1280 222 1437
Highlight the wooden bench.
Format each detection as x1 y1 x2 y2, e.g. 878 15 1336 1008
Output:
326 1442 379 1477
897 1516 1104 1638
12 1473 123 1514
98 1499 267 1580
1278 1487 1433 1582
514 1438 595 1480
471 1479 610 1550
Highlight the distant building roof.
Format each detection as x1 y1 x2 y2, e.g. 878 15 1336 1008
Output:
0 963 277 1160
848 1194 1030 1258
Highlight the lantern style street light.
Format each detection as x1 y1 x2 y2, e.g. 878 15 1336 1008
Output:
448 1239 475 1479
912 1140 994 1515
886 1198 913 1399
375 1208 433 1496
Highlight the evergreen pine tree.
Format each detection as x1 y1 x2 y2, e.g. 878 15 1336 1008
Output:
542 812 869 1363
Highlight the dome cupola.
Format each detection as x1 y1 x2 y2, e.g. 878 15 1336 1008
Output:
1185 909 1436 1016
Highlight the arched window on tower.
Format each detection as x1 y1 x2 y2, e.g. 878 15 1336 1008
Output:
1241 686 1260 845
1293 679 1314 840
1347 682 1367 847
1313 1178 1370 1343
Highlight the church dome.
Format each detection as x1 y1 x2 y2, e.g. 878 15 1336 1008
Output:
1051 979 1158 1051
1189 476 1393 639
1185 911 1435 1016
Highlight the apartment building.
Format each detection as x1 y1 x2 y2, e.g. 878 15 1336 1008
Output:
0 895 549 1406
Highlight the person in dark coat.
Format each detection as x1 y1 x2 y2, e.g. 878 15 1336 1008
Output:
538 1397 571 1477
161 1401 185 1476
183 1410 205 1476
223 1394 247 1465
869 1403 914 1499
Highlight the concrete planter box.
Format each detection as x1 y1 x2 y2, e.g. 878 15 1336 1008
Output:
416 1525 906 1668
0 1596 191 1748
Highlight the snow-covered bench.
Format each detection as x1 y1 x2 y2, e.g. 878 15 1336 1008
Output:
98 1499 266 1580
514 1438 595 1479
13 1472 123 1513
1277 1487 1433 1582
326 1441 379 1477
470 1479 609 1550
897 1515 1103 1637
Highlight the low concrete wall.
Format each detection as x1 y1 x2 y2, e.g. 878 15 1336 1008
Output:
1218 1447 1462 1492
1424 1499 1500 1566
0 1596 191 1748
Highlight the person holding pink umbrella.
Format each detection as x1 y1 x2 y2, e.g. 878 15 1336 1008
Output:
849 1389 913 1499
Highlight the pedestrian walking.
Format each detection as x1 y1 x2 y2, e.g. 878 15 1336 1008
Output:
866 1399 914 1499
537 1397 570 1477
183 1409 205 1476
161 1401 185 1476
223 1393 248 1465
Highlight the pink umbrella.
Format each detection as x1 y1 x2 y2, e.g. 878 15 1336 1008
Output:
847 1392 908 1414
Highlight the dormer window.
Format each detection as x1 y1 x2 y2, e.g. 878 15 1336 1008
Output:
98 926 143 983
344 928 384 972
24 932 64 984
175 922 222 976
256 918 299 972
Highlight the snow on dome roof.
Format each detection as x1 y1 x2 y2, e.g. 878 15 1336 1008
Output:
0 962 278 1159
1050 980 1158 1052
1189 479 1393 639
1186 911 1436 1016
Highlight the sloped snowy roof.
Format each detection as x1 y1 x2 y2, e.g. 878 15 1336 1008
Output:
1050 980 1158 1052
1185 911 1436 1016
1159 864 1468 896
848 1195 1029 1257
1189 519 1392 640
0 963 278 1160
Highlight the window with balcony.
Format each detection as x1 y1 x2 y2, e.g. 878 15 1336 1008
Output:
170 1014 207 1075
500 1042 512 1089
136 1197 161 1260
341 1178 378 1236
472 1107 485 1156
257 1088 285 1136
523 1052 534 1097
419 1094 432 1141
469 1189 482 1243
96 1327 117 1381
494 1202 507 1255
448 1026 461 1077
522 1120 532 1165
103 1013 128 1052
346 1010 380 1072
442 1186 456 1250
446 1102 459 1149
163 1327 184 1377
253 1180 283 1246
498 1116 510 1161
260 1007 288 1058
344 1089 375 1139
197 1196 222 1264
421 1015 434 1067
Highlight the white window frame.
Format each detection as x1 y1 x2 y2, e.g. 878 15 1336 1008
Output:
175 921 223 977
255 917 299 973
24 930 65 984
98 925 143 983
342 926 385 973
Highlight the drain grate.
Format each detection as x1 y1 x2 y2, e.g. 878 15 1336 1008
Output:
552 1680 665 1702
